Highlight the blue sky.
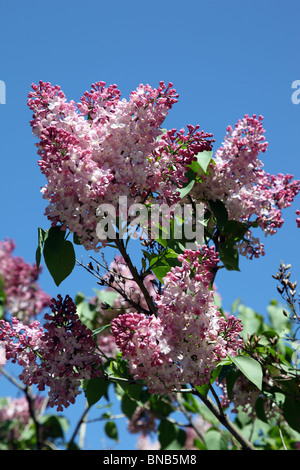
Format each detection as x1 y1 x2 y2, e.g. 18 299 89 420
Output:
0 0 300 450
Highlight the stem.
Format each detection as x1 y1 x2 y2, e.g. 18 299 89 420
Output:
209 383 225 417
67 401 91 450
76 257 151 315
0 365 26 391
192 389 256 450
278 424 288 450
176 393 205 443
114 236 157 315
25 386 43 450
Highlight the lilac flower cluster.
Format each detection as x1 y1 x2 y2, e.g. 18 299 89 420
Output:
27 81 213 251
111 246 243 394
0 295 102 411
192 115 300 258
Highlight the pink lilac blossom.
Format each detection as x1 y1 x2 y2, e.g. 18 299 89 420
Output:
111 245 243 394
296 210 300 228
0 239 51 322
0 346 6 369
136 435 161 451
27 81 213 251
0 295 102 411
191 115 300 258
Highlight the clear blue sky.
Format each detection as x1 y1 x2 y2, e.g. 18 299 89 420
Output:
0 0 299 450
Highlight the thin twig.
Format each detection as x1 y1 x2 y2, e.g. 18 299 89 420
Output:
176 393 205 443
114 237 157 315
192 388 256 450
25 385 43 450
76 258 151 315
0 365 26 391
278 424 288 450
67 400 91 450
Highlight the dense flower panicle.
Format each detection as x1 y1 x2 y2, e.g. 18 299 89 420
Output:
0 239 51 322
191 115 300 258
0 295 102 411
111 246 243 394
27 80 213 251
111 311 175 394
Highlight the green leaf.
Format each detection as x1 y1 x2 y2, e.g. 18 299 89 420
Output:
255 396 269 423
219 240 240 271
225 367 241 400
195 383 210 398
105 421 118 441
230 355 263 391
267 302 290 335
158 419 177 449
43 229 75 286
208 199 228 231
283 396 300 433
73 232 82 245
94 289 119 307
236 304 264 339
178 168 196 199
204 429 228 450
76 300 98 330
0 274 6 319
35 227 46 271
82 377 109 407
44 226 66 253
149 396 173 418
196 149 213 174
188 149 213 175
223 219 249 240
121 393 137 419
40 415 68 439
146 249 180 284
